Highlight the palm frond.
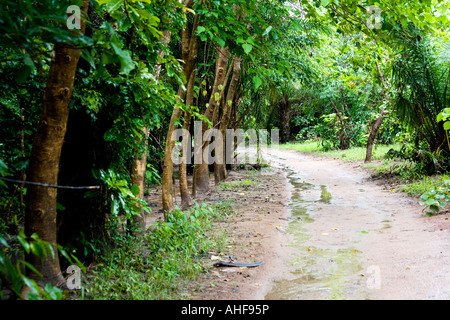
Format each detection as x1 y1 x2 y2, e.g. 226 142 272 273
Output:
392 31 449 153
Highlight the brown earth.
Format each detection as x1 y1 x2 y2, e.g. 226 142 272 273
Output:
145 148 450 300
145 165 295 300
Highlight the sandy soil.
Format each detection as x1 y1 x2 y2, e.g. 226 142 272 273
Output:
188 168 295 300
265 149 450 300
146 166 294 300
146 148 450 300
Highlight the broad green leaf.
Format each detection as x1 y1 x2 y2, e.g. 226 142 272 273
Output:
0 236 9 248
242 43 253 55
18 236 30 254
430 205 440 212
215 37 225 47
131 184 140 196
23 277 41 299
443 121 450 131
420 193 429 200
111 42 135 74
196 26 206 34
105 0 123 13
253 76 262 91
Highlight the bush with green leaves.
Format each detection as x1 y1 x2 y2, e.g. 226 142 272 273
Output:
420 178 450 215
82 202 232 300
0 230 83 300
385 142 448 178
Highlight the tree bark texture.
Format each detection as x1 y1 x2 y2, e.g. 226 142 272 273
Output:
193 47 230 195
279 95 291 144
365 110 386 163
179 71 195 209
365 61 390 163
214 56 241 183
162 3 199 213
24 0 89 289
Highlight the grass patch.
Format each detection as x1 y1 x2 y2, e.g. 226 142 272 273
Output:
280 140 322 153
280 139 401 162
218 178 256 191
78 202 234 300
363 159 416 178
319 145 400 162
398 175 449 197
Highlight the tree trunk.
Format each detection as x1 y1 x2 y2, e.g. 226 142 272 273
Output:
365 110 386 163
214 56 241 183
162 94 184 214
193 47 230 195
330 98 350 150
279 96 291 144
129 30 171 230
162 3 199 213
365 61 390 163
179 71 195 209
24 0 89 290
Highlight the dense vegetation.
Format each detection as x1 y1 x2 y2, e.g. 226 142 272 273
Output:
0 0 449 299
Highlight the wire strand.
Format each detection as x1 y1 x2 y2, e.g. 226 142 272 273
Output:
0 177 101 190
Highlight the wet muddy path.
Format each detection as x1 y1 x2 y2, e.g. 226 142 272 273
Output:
263 149 450 300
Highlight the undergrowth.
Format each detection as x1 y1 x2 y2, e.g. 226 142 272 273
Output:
218 179 256 190
78 202 234 300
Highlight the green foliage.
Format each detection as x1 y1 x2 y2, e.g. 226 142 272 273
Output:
399 175 448 197
420 178 450 215
97 169 150 222
281 140 323 154
281 140 400 162
82 203 232 299
392 32 450 159
218 179 254 191
145 163 161 187
386 142 448 177
437 108 450 150
2 0 450 302
0 230 84 300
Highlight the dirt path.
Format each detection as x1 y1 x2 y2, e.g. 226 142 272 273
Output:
263 149 450 300
148 148 450 300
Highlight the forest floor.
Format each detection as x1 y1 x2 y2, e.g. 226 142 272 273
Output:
145 164 293 300
146 147 450 300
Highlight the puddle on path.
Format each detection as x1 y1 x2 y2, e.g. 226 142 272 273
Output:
265 171 367 300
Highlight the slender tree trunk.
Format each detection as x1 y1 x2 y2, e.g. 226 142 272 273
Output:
24 0 89 290
193 47 230 195
279 95 291 144
214 56 241 183
179 71 195 209
162 91 185 214
129 30 171 230
365 109 386 163
365 61 390 163
162 1 199 213
330 98 350 150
